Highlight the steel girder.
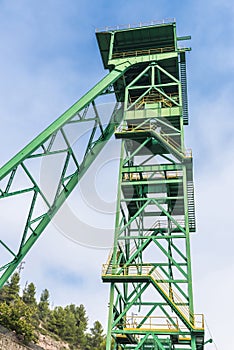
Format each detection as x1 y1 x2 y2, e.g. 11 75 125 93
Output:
0 60 134 286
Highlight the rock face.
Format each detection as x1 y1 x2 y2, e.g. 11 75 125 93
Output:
37 333 69 350
0 333 34 350
0 327 70 350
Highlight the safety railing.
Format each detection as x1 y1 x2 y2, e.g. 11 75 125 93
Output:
159 129 181 150
193 314 204 330
122 172 148 181
123 315 179 331
131 94 179 109
130 92 179 104
112 46 175 59
95 18 176 32
102 263 151 276
160 130 192 158
166 170 182 179
122 170 183 181
105 247 114 272
179 314 204 331
150 267 191 322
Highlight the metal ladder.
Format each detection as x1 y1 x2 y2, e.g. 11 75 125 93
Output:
180 57 189 125
187 181 196 232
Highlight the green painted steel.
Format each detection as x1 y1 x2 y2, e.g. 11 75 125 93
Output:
0 20 205 350
0 61 131 287
100 22 205 350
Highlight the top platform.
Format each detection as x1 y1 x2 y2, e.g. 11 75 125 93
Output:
96 20 178 69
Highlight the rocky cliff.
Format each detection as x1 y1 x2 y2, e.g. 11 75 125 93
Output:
0 326 70 350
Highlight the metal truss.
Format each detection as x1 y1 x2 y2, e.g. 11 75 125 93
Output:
0 61 132 286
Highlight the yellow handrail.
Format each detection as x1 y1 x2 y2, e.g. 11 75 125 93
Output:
123 315 179 331
112 46 175 59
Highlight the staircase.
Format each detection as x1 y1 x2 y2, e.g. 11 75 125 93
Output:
115 125 192 162
150 267 192 326
102 264 204 331
151 129 192 161
187 181 196 232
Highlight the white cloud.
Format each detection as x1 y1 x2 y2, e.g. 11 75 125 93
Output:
0 1 233 348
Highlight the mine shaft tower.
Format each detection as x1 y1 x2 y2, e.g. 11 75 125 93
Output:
0 20 204 349
97 22 204 350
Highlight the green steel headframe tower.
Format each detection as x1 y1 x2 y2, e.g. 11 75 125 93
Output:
0 20 205 349
97 22 204 350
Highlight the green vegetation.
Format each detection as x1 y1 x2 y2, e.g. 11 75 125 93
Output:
0 272 107 349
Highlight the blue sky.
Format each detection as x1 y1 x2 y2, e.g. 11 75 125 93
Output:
0 1 233 349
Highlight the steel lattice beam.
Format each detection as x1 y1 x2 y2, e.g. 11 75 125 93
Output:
0 61 132 286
